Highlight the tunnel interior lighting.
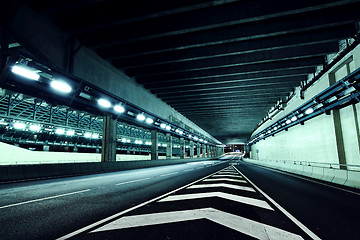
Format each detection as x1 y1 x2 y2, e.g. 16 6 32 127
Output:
160 123 166 129
66 130 75 136
14 122 26 130
29 125 41 131
121 138 127 143
291 116 297 122
179 131 184 135
92 133 99 139
273 126 278 131
305 108 314 115
84 132 92 138
175 129 179 133
50 80 72 93
136 113 146 121
343 86 356 95
285 119 291 124
267 130 271 134
194 137 199 141
145 117 154 124
162 144 167 147
204 140 208 144
98 99 111 108
114 105 125 113
188 134 192 138
165 125 171 131
55 128 65 135
126 139 131 143
145 141 152 145
11 65 40 81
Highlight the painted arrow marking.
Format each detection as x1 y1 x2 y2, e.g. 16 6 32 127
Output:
91 208 303 240
188 183 255 192
204 178 247 183
159 192 273 210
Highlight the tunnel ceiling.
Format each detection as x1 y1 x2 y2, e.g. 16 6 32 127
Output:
13 0 360 144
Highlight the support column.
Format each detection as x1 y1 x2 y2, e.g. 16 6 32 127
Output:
202 144 206 158
179 137 185 159
151 130 158 160
212 146 215 157
101 115 117 162
166 133 172 159
189 140 194 158
206 145 210 158
329 73 347 169
197 142 201 158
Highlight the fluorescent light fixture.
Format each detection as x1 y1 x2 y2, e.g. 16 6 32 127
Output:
305 108 314 115
188 134 192 138
260 134 264 137
343 86 356 95
179 131 183 135
55 128 65 135
126 139 131 143
50 80 72 93
92 133 99 139
162 144 167 147
145 118 154 124
160 123 166 129
114 105 125 113
291 116 297 122
11 65 40 81
267 130 271 134
286 119 291 124
204 140 208 144
98 99 111 108
327 96 337 103
14 122 26 130
200 139 204 142
136 114 146 121
79 92 92 100
66 130 75 136
121 138 127 142
273 126 278 131
175 129 179 133
194 137 199 141
165 125 171 131
29 125 41 131
84 132 92 138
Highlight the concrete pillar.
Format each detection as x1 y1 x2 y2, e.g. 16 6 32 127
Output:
211 146 215 157
151 130 158 160
179 137 185 159
189 140 194 158
43 145 49 151
202 144 206 158
206 145 210 158
329 73 347 169
73 146 78 152
197 142 201 158
166 133 172 159
101 115 117 162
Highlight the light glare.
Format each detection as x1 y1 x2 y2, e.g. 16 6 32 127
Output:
98 99 111 108
136 114 145 121
11 65 40 81
114 105 125 113
50 80 72 93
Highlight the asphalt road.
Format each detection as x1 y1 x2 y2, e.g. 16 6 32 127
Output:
0 159 229 240
1 155 360 240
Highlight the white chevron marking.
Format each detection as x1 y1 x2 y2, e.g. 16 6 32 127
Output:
188 183 255 192
159 192 273 210
91 208 303 240
204 178 247 183
212 174 243 178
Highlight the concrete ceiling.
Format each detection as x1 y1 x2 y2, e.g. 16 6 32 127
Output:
6 0 360 144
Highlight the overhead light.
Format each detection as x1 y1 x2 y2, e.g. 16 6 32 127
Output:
29 125 41 131
179 131 184 135
126 139 131 143
305 108 314 115
79 92 92 100
188 134 192 138
14 122 26 130
291 116 297 122
11 65 40 81
260 134 264 137
175 129 179 133
204 140 208 144
160 123 166 129
267 130 271 134
121 138 127 143
84 132 92 138
114 105 125 113
194 137 198 141
200 139 204 142
285 119 291 124
146 117 154 124
98 98 111 108
273 126 278 131
50 80 72 93
92 133 99 139
162 144 167 147
136 113 146 121
343 86 356 95
165 125 171 131
327 96 337 103
66 130 75 136
55 128 65 135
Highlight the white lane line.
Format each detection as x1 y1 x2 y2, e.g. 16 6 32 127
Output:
204 178 247 183
184 169 194 172
91 208 303 240
116 178 151 185
234 167 321 240
188 183 255 192
159 192 273 210
57 167 228 240
160 172 178 177
0 189 91 210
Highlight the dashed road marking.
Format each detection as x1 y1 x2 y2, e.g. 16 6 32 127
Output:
116 178 151 185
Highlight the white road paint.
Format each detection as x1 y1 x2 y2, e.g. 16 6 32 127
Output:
188 183 255 192
204 178 247 183
234 167 321 240
160 172 178 177
212 174 243 178
159 191 273 210
116 178 151 185
0 189 91 209
184 168 194 172
91 207 303 240
56 167 227 240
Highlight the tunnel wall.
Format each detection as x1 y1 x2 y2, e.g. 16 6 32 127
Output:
250 44 360 171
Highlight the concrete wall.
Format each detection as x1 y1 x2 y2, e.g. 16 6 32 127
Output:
250 44 360 171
